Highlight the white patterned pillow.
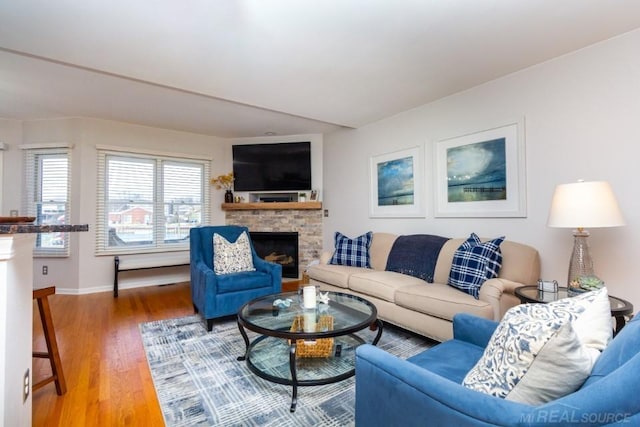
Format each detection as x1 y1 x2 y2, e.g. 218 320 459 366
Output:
570 287 613 351
462 288 610 405
213 231 256 274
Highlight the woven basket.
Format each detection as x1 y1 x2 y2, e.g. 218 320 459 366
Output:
289 314 334 358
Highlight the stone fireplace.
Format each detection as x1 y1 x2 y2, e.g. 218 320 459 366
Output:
250 232 299 278
223 202 323 279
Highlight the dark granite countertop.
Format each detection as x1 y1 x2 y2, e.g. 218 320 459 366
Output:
0 224 89 234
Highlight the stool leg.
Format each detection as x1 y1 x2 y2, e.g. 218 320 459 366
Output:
35 292 67 395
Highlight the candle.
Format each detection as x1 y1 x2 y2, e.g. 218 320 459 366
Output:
302 285 316 309
303 311 316 332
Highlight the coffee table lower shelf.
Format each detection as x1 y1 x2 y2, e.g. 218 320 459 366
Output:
238 326 382 412
236 291 382 412
248 333 362 384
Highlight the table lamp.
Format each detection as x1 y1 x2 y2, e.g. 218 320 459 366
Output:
547 180 625 288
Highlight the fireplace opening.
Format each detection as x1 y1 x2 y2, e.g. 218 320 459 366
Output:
250 232 299 278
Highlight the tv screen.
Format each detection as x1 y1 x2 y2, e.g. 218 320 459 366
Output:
232 141 312 192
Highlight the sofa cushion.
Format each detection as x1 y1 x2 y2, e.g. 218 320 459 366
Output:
448 233 504 299
369 233 398 271
349 271 426 302
395 283 494 321
217 270 272 293
213 231 255 274
462 289 609 405
307 263 362 289
329 231 373 268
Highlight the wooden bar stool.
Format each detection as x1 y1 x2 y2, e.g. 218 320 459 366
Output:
33 286 66 395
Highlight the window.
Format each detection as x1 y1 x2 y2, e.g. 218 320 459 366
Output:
22 147 71 257
96 148 210 254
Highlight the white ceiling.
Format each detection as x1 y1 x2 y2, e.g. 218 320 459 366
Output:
1 1 640 138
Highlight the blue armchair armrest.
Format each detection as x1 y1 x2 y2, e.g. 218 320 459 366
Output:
252 254 282 289
452 313 499 348
355 344 531 426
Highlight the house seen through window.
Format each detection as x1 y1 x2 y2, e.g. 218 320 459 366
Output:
97 150 210 254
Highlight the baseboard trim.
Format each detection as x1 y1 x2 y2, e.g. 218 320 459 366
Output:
56 274 190 295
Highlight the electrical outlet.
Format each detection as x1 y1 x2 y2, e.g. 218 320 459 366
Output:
324 209 329 217
42 266 48 275
10 209 18 217
23 369 29 402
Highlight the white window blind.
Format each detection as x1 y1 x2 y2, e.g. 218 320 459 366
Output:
22 147 71 257
96 148 210 255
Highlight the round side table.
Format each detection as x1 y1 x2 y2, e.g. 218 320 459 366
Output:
514 286 634 335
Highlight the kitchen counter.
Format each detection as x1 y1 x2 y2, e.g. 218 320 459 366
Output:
0 224 89 234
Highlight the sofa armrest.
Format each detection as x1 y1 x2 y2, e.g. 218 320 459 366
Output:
479 278 524 320
355 344 531 426
190 260 219 316
252 256 283 292
253 255 279 273
191 260 218 288
452 313 498 348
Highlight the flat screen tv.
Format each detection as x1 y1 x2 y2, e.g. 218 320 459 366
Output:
232 141 312 192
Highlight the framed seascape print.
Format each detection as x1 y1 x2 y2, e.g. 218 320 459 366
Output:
434 121 526 217
369 146 425 218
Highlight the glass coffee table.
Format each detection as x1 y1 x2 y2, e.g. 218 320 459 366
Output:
237 291 383 412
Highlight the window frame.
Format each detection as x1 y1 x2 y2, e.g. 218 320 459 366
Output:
21 145 72 257
96 146 211 256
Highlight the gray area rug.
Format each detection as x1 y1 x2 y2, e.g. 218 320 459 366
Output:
140 315 433 426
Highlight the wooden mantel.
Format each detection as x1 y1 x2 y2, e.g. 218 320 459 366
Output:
221 201 322 211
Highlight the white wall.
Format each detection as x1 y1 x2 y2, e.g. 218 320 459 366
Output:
0 119 23 215
322 29 640 310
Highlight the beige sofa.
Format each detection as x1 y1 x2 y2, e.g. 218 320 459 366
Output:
307 233 540 342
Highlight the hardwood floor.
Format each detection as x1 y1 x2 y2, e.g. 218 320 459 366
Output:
32 282 194 427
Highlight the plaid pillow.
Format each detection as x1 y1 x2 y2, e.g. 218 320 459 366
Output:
448 233 504 299
329 231 373 268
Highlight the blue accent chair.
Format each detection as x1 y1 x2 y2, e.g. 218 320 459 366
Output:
190 225 282 331
356 312 640 426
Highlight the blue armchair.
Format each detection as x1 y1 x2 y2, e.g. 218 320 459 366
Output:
190 225 281 331
356 313 640 426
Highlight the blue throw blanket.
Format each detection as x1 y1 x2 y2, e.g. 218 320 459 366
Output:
385 234 450 282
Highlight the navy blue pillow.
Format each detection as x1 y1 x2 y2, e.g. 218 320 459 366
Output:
329 231 373 268
448 233 504 299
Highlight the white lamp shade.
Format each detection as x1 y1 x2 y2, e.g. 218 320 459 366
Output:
547 181 625 228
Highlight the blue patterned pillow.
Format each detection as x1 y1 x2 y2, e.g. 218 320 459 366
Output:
329 231 373 268
462 289 608 405
448 233 504 299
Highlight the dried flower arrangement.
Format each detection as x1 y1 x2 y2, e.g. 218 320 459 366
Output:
210 172 234 191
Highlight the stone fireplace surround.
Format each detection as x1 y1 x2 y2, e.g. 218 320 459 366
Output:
223 202 323 279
